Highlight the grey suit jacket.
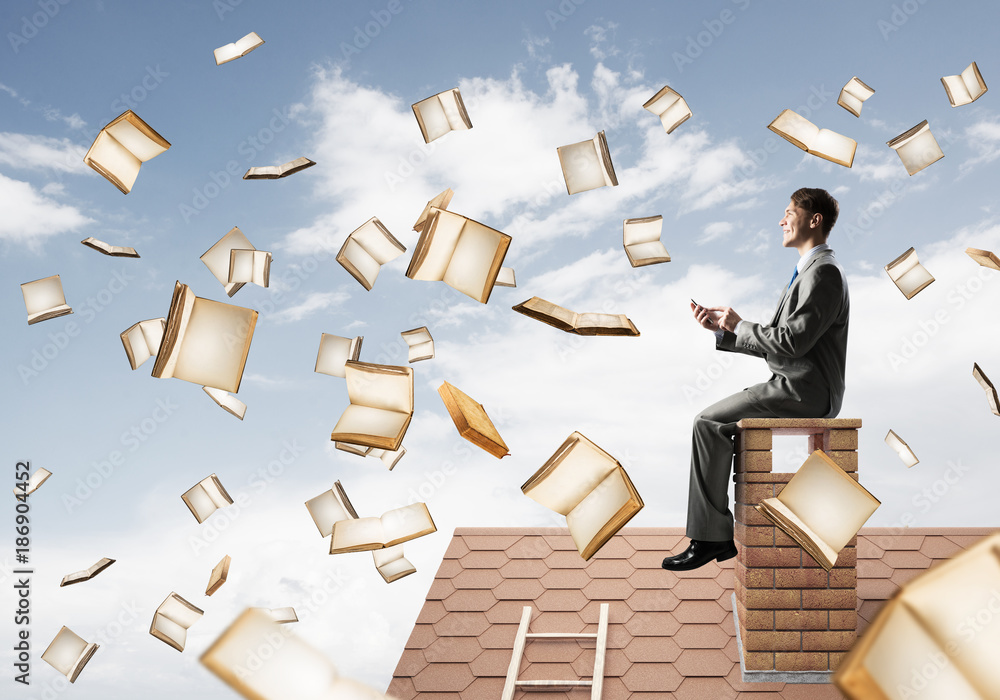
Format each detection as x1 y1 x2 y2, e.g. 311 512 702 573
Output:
716 249 850 418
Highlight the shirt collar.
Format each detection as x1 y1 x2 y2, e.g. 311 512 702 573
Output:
797 243 830 273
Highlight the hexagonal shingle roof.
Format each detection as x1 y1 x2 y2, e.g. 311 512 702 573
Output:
387 526 996 699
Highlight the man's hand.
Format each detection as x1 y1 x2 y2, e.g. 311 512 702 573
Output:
707 306 742 333
691 301 720 331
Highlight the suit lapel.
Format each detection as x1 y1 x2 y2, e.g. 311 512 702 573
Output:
769 249 833 325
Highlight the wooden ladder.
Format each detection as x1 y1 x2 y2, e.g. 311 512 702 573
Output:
501 603 609 700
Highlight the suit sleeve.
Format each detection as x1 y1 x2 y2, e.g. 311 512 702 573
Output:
733 264 846 359
715 328 765 358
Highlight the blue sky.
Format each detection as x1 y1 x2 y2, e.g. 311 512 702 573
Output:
3 1 1000 697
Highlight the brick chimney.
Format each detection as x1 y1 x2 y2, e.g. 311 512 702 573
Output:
732 418 861 683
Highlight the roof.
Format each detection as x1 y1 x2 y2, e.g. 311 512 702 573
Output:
386 526 997 699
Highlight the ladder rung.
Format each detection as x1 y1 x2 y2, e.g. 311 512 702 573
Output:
525 632 598 639
516 680 593 687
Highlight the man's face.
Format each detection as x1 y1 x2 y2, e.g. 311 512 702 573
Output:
779 200 817 249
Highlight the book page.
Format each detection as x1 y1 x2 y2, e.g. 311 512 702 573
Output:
838 92 862 116
813 129 857 165
41 627 89 677
623 216 663 246
438 89 470 131
626 241 670 263
201 609 348 700
106 116 168 162
659 98 692 133
339 237 380 290
862 600 983 700
523 433 618 514
202 227 255 291
184 485 219 522
558 140 606 194
21 276 69 316
409 208 465 281
331 405 409 442
515 297 578 329
139 319 165 354
87 133 141 192
900 541 1000 697
331 517 386 551
124 323 152 368
893 265 934 298
352 218 405 265
414 95 451 143
380 503 435 545
643 86 680 116
768 109 820 151
943 74 973 105
565 467 632 556
315 334 359 378
576 313 634 331
442 218 506 300
170 297 256 392
228 249 257 284
344 363 412 413
777 451 880 553
892 126 944 175
160 593 204 627
305 490 351 537
152 614 187 649
758 498 838 568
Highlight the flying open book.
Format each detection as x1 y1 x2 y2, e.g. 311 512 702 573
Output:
414 188 455 233
401 326 434 362
756 450 880 571
201 226 257 297
337 217 406 291
834 531 1000 699
201 608 392 699
41 627 98 683
941 61 987 107
206 555 231 596
330 361 413 450
243 157 315 180
228 249 271 288
306 481 420 581
120 318 165 370
495 266 516 288
60 557 115 587
965 247 1000 271
84 110 170 194
884 247 934 299
81 236 139 257
330 502 436 554
837 76 875 117
315 334 363 378
642 85 692 134
369 446 406 471
21 274 72 325
768 109 857 167
150 592 204 652
412 88 472 143
203 386 246 420
405 207 511 304
438 381 509 458
888 120 944 176
557 130 619 195
151 282 257 393
182 474 234 524
512 297 640 336
214 31 264 65
14 466 51 497
973 363 1000 416
624 215 670 267
884 429 918 468
522 432 643 560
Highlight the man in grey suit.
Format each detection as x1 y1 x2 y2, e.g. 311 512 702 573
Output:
663 188 850 571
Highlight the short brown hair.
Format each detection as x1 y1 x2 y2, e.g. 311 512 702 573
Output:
791 188 839 237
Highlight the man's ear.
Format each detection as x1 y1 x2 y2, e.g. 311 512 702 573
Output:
811 213 823 229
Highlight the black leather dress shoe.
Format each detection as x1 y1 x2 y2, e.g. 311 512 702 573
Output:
661 539 738 571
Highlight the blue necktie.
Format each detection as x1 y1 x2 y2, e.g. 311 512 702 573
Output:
787 266 799 289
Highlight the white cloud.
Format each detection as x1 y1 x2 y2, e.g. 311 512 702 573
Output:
0 173 93 247
0 131 92 174
267 291 350 324
959 117 1000 174
701 221 734 244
